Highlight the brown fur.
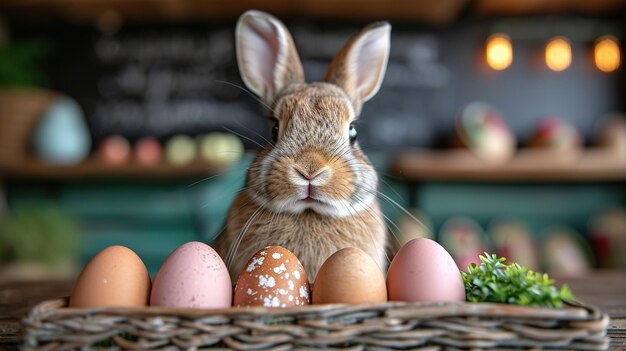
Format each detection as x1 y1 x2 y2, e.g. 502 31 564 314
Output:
213 11 390 282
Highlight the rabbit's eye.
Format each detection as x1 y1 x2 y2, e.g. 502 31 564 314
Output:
349 124 357 145
271 121 280 142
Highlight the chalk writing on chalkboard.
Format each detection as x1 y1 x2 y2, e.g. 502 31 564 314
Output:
88 25 449 149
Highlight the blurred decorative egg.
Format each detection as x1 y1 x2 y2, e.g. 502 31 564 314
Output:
312 247 386 305
32 97 91 165
150 242 231 308
528 116 582 157
135 137 162 165
454 102 515 164
199 133 244 164
69 246 151 307
596 114 626 156
439 217 485 270
489 219 539 271
234 246 310 307
542 227 593 276
387 238 465 302
165 135 197 166
98 135 131 165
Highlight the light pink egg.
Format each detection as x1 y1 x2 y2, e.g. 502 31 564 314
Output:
135 137 162 165
98 135 131 165
387 238 465 302
150 242 232 308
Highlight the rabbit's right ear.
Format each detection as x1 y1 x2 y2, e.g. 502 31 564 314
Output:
236 10 305 106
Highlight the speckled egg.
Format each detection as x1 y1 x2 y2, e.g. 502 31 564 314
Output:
387 238 465 302
150 242 232 308
70 246 151 308
312 247 387 305
234 246 310 307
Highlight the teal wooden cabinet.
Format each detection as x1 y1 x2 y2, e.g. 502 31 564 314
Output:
5 161 248 276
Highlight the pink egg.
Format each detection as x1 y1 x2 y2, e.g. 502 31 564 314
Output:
135 137 162 165
98 135 131 165
150 242 232 308
387 238 465 302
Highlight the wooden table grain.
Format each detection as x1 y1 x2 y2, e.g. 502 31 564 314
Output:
1 272 625 350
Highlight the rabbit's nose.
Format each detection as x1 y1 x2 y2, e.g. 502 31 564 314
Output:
295 167 330 182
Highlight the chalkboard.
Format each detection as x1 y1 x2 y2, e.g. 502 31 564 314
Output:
23 18 623 150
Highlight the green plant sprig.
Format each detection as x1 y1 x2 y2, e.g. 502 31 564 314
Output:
462 253 574 308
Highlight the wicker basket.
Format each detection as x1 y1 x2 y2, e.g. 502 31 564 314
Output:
23 298 609 350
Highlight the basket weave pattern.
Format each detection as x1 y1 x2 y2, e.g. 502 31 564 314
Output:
23 298 609 350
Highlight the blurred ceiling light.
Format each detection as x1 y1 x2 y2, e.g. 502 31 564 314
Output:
545 37 571 72
594 36 620 73
486 34 513 70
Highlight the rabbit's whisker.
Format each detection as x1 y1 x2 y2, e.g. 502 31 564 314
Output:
335 187 392 265
214 80 276 114
230 119 275 148
225 204 264 269
358 184 431 236
223 126 268 150
348 184 405 247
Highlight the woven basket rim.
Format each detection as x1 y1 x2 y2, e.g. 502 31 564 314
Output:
22 297 610 351
25 297 602 321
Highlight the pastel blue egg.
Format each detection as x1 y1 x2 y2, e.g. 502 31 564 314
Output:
33 98 91 165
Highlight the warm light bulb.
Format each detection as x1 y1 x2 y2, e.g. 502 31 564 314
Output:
545 37 571 72
595 36 620 73
486 34 513 70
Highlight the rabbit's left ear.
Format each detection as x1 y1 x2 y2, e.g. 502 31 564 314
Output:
236 10 305 106
325 22 391 115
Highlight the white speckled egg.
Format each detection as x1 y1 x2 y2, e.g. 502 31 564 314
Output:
234 246 310 307
150 242 232 308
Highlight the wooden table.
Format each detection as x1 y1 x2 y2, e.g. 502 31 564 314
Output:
1 273 626 350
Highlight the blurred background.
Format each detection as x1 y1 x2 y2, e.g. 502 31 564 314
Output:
1 0 625 279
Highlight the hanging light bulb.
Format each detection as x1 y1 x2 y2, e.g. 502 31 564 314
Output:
486 34 513 71
545 37 571 72
595 36 620 73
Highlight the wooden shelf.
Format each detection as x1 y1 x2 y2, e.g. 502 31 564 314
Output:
391 148 626 182
0 0 468 25
0 155 229 182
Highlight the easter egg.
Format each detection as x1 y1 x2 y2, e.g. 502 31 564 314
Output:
150 242 232 308
234 246 310 307
135 137 162 165
98 135 131 165
165 135 197 166
69 246 151 307
455 102 515 164
528 116 582 154
387 238 465 302
199 133 244 164
312 247 387 305
32 97 91 165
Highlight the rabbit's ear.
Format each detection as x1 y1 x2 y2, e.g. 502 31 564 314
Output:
325 22 391 115
236 10 305 105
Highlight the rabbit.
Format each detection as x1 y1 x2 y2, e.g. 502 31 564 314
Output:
213 10 391 282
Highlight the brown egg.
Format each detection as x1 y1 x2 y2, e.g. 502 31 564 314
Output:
70 246 151 307
313 247 387 305
234 246 310 307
